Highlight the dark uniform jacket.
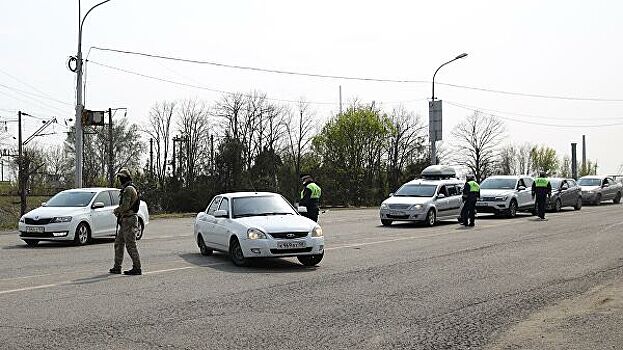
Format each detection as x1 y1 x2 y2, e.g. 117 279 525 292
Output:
462 181 481 202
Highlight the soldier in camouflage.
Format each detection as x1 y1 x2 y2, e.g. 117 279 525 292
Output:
109 168 142 276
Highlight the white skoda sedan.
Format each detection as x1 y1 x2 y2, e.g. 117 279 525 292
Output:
18 188 150 247
194 192 325 267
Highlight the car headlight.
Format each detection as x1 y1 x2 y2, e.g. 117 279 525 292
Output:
247 228 266 240
409 204 423 211
311 226 323 237
19 216 25 223
51 216 73 223
494 196 508 202
380 203 388 209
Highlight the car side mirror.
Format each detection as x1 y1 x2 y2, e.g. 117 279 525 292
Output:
214 209 229 218
41 202 47 207
561 184 569 190
297 206 308 213
602 183 609 188
517 186 526 191
92 202 105 209
437 193 446 199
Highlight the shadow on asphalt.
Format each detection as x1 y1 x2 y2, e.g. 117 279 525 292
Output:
178 252 320 273
2 238 114 250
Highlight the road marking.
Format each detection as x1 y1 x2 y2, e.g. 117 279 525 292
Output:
143 266 196 275
0 283 60 295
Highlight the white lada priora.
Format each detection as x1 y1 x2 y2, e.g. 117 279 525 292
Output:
18 188 150 247
194 192 325 267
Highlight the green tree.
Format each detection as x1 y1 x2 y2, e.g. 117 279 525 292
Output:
313 105 393 206
530 145 559 175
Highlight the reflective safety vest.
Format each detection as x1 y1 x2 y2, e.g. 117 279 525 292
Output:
535 178 549 188
301 182 322 199
468 180 480 192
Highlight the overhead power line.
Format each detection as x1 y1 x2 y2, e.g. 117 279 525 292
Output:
445 100 623 128
0 68 72 106
91 46 623 102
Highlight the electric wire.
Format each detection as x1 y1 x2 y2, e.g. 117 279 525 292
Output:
0 68 73 106
91 46 623 102
0 85 69 115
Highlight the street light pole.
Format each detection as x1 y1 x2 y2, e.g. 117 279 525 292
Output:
74 0 112 188
429 53 468 165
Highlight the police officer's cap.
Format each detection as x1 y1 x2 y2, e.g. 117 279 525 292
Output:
116 168 132 179
466 174 475 181
300 174 312 180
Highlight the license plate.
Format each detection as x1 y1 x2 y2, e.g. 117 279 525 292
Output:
277 241 306 249
26 226 44 233
389 210 405 216
476 202 488 207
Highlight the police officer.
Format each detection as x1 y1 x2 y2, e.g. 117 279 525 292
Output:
109 168 142 275
460 174 480 227
300 174 321 222
532 171 552 220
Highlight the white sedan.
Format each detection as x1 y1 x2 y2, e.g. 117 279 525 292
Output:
18 187 150 247
194 192 325 267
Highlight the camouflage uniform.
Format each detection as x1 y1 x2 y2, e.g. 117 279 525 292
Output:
113 182 141 270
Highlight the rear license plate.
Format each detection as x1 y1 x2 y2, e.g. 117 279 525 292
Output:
26 226 44 233
277 241 306 249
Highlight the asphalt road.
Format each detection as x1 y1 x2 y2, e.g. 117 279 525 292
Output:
1 205 623 349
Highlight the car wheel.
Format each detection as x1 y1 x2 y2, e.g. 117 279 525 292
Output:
554 199 562 212
574 197 582 211
23 239 39 247
381 219 393 227
136 219 144 240
614 192 622 204
298 253 324 266
425 209 436 227
507 200 518 218
594 194 602 206
229 238 248 267
197 235 213 256
73 223 90 246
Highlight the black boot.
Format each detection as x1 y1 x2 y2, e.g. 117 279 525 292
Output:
468 222 475 227
123 268 142 275
109 267 121 274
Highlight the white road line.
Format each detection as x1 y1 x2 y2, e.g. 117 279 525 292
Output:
0 283 60 295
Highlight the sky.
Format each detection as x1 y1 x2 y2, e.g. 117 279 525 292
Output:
1 0 623 176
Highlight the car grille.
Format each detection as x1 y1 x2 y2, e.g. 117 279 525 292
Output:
480 197 496 202
387 214 410 219
24 218 53 225
20 232 54 238
270 247 313 254
270 232 308 239
388 204 411 210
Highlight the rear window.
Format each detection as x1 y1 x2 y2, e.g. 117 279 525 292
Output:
578 178 601 186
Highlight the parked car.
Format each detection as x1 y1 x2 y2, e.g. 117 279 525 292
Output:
18 188 149 247
379 178 464 227
578 176 623 205
547 178 582 211
194 192 325 267
477 175 535 217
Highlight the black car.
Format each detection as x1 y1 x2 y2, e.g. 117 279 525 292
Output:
547 178 582 212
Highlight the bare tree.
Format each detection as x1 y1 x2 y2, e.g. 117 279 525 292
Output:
144 101 176 187
387 106 427 189
517 143 533 175
285 100 315 182
498 144 519 175
451 112 505 182
177 99 211 184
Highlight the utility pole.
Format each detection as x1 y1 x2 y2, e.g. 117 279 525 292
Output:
571 142 578 180
149 138 153 177
17 111 25 216
339 85 343 115
172 136 176 177
210 134 214 176
108 107 113 187
581 135 587 173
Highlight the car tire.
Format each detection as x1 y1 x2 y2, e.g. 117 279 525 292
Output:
23 239 39 247
73 223 90 246
298 253 324 266
425 209 436 227
574 198 582 211
554 199 562 212
136 219 144 240
614 192 622 204
197 235 213 256
381 219 393 227
507 200 518 218
229 238 248 267
594 194 602 206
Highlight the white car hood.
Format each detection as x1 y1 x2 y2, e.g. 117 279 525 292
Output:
480 189 516 197
382 196 432 205
235 215 317 233
580 186 600 191
24 206 88 218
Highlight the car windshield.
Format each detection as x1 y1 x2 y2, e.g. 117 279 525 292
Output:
578 178 601 186
45 191 96 207
550 179 562 188
394 184 438 197
232 196 296 218
480 178 517 190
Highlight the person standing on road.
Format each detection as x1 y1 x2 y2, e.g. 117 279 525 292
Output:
299 174 322 222
532 171 552 220
109 168 142 276
460 174 480 227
